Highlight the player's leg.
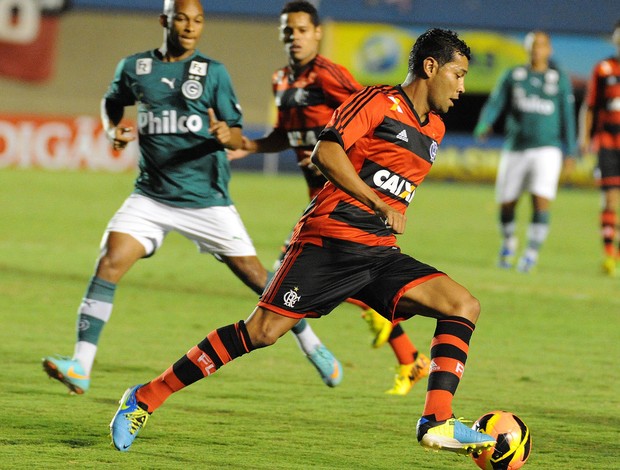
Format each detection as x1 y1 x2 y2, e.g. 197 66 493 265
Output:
517 147 562 273
110 306 298 451
384 324 430 395
395 275 495 454
498 201 518 268
354 254 493 452
495 151 526 268
186 205 341 386
220 252 341 386
42 232 146 394
597 148 620 275
352 299 429 395
43 195 163 394
601 187 620 275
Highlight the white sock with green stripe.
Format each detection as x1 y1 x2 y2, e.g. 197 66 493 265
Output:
291 318 322 354
72 276 115 375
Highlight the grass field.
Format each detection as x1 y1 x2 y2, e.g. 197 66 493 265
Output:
1 168 619 469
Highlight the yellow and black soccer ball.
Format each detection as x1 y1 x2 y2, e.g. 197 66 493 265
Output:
471 411 532 470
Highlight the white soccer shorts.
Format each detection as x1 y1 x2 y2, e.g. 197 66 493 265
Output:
102 193 257 257
495 146 563 203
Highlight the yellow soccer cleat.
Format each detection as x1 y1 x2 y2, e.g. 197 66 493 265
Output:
362 309 393 348
602 257 616 277
385 353 430 395
417 416 496 455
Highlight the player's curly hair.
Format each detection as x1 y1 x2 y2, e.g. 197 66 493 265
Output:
281 1 320 26
408 28 471 78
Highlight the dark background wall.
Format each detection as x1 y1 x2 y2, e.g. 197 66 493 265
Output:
72 0 619 35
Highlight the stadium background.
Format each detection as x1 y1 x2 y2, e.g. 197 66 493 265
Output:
1 0 618 183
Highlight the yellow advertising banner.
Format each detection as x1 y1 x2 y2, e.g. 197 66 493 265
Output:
321 22 528 93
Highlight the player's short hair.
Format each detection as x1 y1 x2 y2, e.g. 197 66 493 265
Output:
523 30 549 52
408 28 471 78
280 1 320 26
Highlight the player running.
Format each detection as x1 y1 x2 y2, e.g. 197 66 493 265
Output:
474 31 577 272
110 28 496 457
42 0 341 395
228 0 429 395
579 20 620 276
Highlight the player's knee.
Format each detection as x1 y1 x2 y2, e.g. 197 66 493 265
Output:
245 312 282 348
248 323 280 348
452 294 481 324
97 254 119 276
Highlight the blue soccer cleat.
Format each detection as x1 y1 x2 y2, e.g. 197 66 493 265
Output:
306 344 343 387
42 355 90 395
497 247 515 269
110 385 150 452
516 255 537 273
417 416 496 455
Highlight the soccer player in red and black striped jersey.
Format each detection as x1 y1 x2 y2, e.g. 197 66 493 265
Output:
110 28 496 456
580 20 620 276
229 1 429 394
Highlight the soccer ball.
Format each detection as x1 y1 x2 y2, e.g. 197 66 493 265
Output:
471 411 532 470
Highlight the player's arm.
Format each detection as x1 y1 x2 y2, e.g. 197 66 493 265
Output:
473 69 510 141
560 71 577 159
228 128 290 160
578 104 594 155
207 108 242 150
578 66 600 155
311 140 405 234
101 98 135 151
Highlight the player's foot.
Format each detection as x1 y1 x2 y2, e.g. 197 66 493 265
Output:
362 308 392 348
385 353 430 395
416 416 496 455
602 257 616 277
110 385 150 452
516 255 536 273
497 247 515 269
306 344 342 387
42 355 90 394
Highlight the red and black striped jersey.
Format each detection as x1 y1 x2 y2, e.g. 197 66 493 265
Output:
273 55 361 196
585 56 620 150
293 85 445 250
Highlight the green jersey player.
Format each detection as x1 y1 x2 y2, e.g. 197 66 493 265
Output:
474 31 577 272
42 0 341 395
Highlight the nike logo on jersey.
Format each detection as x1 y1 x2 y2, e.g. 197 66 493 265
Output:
396 129 408 142
161 77 176 89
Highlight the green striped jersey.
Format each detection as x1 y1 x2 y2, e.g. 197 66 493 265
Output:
104 49 242 208
477 66 576 155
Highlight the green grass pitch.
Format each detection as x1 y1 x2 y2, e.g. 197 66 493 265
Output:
0 168 618 469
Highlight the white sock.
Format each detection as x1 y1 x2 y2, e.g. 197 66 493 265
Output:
292 322 322 355
73 341 97 376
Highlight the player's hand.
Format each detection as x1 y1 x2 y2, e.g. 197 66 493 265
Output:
376 205 406 234
473 123 490 142
108 126 135 151
227 136 252 160
208 108 232 146
562 156 576 177
579 140 591 157
298 150 322 176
